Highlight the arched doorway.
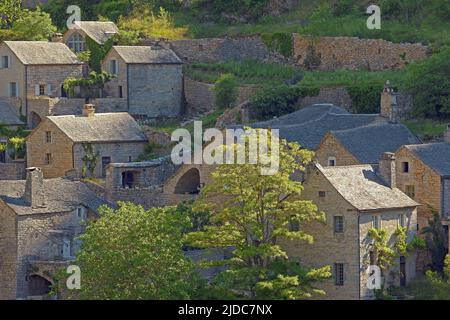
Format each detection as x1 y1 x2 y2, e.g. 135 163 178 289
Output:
28 275 52 297
30 112 42 129
174 168 201 194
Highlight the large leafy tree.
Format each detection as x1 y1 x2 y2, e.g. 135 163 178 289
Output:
0 0 24 28
185 131 331 299
72 202 203 299
405 48 450 119
12 8 57 40
422 207 448 272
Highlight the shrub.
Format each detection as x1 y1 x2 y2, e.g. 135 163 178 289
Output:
214 73 238 109
261 33 293 58
118 7 188 40
346 84 383 114
249 85 319 120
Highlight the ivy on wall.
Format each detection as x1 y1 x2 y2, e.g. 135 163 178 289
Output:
249 84 320 120
261 32 293 58
346 84 384 114
86 36 115 72
81 143 100 178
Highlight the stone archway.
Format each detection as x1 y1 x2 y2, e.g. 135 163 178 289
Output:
28 274 52 297
174 168 201 195
30 112 42 129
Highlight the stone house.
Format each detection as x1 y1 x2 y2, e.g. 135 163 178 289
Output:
63 21 119 53
0 167 109 300
315 122 420 167
0 41 83 127
283 153 419 300
26 104 148 179
395 137 450 250
102 46 183 118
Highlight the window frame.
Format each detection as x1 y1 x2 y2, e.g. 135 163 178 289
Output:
334 263 345 286
1 55 9 68
333 215 344 234
405 185 415 199
402 161 410 173
45 153 52 165
328 157 337 167
67 32 85 53
45 131 52 143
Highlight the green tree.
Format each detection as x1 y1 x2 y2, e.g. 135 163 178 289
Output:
185 132 331 299
11 8 57 41
422 207 448 272
71 202 203 299
405 48 450 118
214 73 238 110
0 0 24 28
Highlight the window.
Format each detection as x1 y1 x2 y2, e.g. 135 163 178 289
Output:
45 153 52 165
102 156 111 177
119 86 123 98
334 263 344 286
62 239 71 259
1 55 9 68
67 32 85 53
402 162 409 173
398 214 406 227
405 185 415 199
334 216 344 233
110 60 118 75
328 157 336 167
319 191 326 198
45 131 52 143
372 215 381 229
9 82 17 97
289 219 300 232
39 84 45 96
77 207 86 220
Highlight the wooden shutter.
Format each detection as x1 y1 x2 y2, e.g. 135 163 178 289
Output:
35 84 40 96
47 84 52 96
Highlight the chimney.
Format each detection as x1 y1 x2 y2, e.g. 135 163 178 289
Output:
51 32 63 43
82 104 95 117
444 124 450 142
24 167 46 208
380 80 399 123
378 152 396 188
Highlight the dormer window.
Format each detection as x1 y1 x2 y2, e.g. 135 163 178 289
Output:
67 32 85 53
328 157 336 167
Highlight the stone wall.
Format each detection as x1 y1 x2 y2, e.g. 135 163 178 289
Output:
0 161 26 180
0 201 18 299
73 142 147 178
315 133 360 166
169 35 275 64
128 64 183 118
299 87 353 111
444 179 450 219
184 77 260 115
26 121 74 179
293 35 429 71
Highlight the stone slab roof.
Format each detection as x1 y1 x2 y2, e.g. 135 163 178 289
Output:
0 178 110 215
72 21 118 44
405 142 450 177
3 41 81 65
113 46 183 64
252 104 349 127
331 123 420 164
316 164 419 211
0 101 24 126
47 112 147 143
250 104 380 150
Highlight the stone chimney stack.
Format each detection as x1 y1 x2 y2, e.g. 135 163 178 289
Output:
444 124 450 143
51 32 63 43
380 80 399 123
24 167 46 208
378 152 396 189
82 104 95 117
